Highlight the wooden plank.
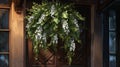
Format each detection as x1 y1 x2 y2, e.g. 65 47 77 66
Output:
28 39 33 67
9 1 25 67
91 4 103 67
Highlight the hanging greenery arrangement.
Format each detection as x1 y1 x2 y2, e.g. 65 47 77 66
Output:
26 0 85 65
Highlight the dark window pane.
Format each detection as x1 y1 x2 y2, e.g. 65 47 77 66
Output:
0 0 8 4
109 32 116 54
109 10 116 31
0 55 9 67
0 9 9 29
109 55 116 67
0 32 9 52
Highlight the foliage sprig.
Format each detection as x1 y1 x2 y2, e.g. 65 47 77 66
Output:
26 1 85 65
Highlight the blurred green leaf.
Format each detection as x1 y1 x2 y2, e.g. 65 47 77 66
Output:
62 11 68 18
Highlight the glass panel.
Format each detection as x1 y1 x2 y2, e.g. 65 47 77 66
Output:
109 32 116 54
109 55 116 67
109 10 116 31
0 0 8 4
0 55 9 67
0 9 9 29
0 32 9 52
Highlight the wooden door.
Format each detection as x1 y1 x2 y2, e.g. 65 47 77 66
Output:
27 5 91 67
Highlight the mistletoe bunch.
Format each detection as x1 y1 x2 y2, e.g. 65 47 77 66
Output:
26 1 84 65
